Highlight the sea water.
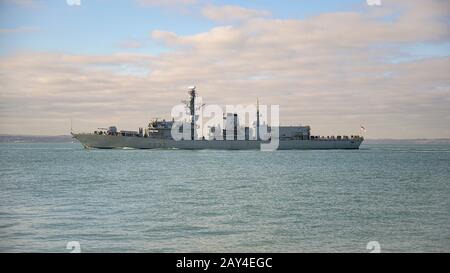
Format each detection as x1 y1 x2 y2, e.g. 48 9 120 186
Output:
0 142 449 252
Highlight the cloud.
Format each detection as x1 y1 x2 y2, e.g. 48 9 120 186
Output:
202 5 271 22
152 26 246 51
1 1 449 137
151 30 180 46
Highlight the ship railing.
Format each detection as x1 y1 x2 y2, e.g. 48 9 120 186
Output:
309 135 363 141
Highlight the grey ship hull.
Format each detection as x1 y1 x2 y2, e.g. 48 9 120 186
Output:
73 134 363 150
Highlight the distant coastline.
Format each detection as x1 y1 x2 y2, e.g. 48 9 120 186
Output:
0 135 74 143
363 139 450 145
1 135 450 144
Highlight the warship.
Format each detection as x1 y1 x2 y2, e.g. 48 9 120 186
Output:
72 87 364 150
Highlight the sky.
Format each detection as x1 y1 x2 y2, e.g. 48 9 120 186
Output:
0 0 449 138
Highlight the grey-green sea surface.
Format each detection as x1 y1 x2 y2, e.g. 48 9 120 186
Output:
1 142 449 252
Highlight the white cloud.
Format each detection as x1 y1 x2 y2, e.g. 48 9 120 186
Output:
202 5 271 22
152 26 246 51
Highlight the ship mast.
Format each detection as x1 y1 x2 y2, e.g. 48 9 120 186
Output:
188 86 196 140
256 98 260 141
